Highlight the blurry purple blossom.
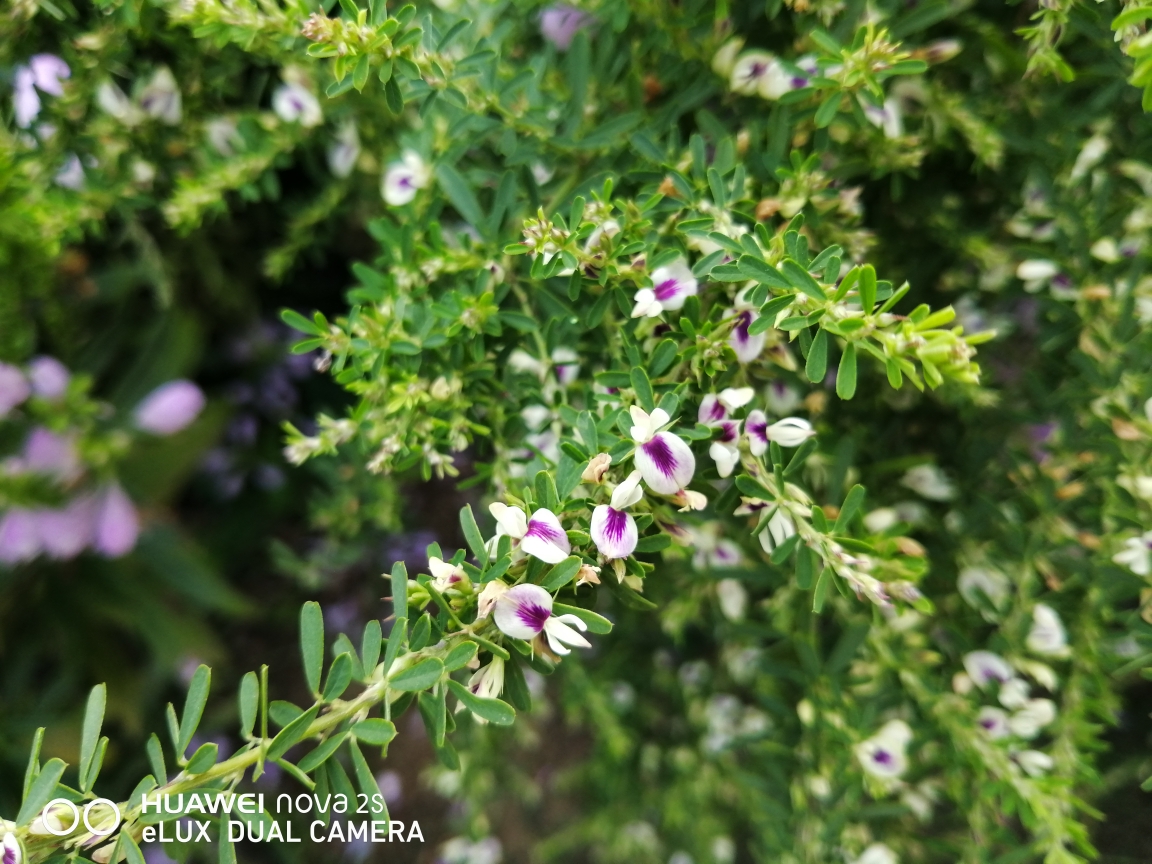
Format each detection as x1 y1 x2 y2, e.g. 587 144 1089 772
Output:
1027 422 1057 463
0 364 30 417
93 483 139 557
54 153 85 190
0 509 41 564
27 356 70 400
12 54 70 128
38 496 96 559
540 4 594 50
29 55 70 95
134 380 206 435
22 427 80 481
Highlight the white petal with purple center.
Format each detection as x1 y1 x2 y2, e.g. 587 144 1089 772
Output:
635 430 696 494
520 508 571 563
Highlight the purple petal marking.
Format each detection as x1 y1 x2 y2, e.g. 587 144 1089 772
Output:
653 278 682 302
718 421 739 443
526 518 564 542
979 718 997 730
515 602 551 634
603 507 629 542
747 419 767 442
872 750 893 765
734 310 753 342
703 399 726 423
641 436 679 478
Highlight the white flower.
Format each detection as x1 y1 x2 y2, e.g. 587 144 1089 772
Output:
54 153 85 190
489 502 570 564
1014 749 1054 777
765 381 801 414
629 406 696 494
494 584 590 655
467 657 505 701
998 677 1030 709
97 80 143 125
476 580 508 619
708 420 742 478
428 556 466 592
272 82 322 127
856 719 912 780
631 259 698 318
716 578 747 621
1113 532 1152 576
758 510 796 553
1026 604 1068 656
863 97 903 139
688 524 744 569
712 38 744 78
328 120 361 178
745 412 814 454
1008 699 1056 739
963 651 1014 688
382 150 431 206
864 508 898 533
590 470 643 559
976 706 1010 739
139 67 181 124
851 843 898 864
551 346 580 385
1015 259 1059 292
730 51 776 95
206 117 242 155
901 465 956 501
958 566 1010 614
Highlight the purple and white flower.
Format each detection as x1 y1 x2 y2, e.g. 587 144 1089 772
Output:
962 651 1014 689
863 97 903 139
1014 749 1053 777
489 502 571 564
1026 603 1068 656
27 356 69 400
551 347 580 385
708 419 742 478
96 80 143 126
1113 531 1152 576
382 151 431 206
0 363 30 417
13 54 70 127
590 470 643 559
139 67 182 125
728 306 766 364
730 51 777 97
855 719 912 780
631 259 698 318
0 509 41 565
976 706 1010 739
629 406 696 494
328 121 361 178
272 82 322 128
2 831 20 864
539 4 594 51
688 524 744 569
745 412 814 454
758 509 796 553
467 657 505 701
54 154 85 190
428 556 466 592
493 583 590 655
134 380 206 435
765 381 801 414
998 677 1030 709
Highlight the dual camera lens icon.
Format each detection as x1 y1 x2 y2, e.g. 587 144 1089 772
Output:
41 798 122 837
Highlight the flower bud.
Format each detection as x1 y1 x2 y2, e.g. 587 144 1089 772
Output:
134 380 206 435
581 452 612 483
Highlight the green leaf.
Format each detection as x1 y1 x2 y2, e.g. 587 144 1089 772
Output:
503 655 532 711
630 367 655 412
22 727 44 800
239 672 259 739
353 718 398 746
738 256 792 289
323 653 354 701
280 309 323 336
146 733 166 784
459 504 488 564
79 684 106 792
17 757 66 825
390 657 444 691
122 832 149 864
834 484 866 532
812 568 832 613
348 738 386 814
297 732 349 772
382 616 407 676
649 339 680 377
535 470 559 511
814 93 840 127
409 613 432 651
384 76 404 113
435 164 485 230
634 534 672 552
540 555 582 591
178 665 211 758
859 264 877 312
267 705 321 760
361 619 382 674
735 475 773 499
836 343 857 399
552 602 613 634
301 602 324 695
418 688 447 746
352 54 371 91
391 561 409 621
447 679 516 725
806 329 829 383
186 742 218 774
781 259 826 301
796 544 815 590
444 640 479 671
577 411 599 453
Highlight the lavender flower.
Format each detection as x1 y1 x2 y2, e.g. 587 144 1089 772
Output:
0 363 31 417
539 4 594 51
489 502 571 563
631 259 698 318
13 54 70 128
272 82 322 127
93 483 139 557
629 407 696 494
27 356 69 400
855 719 912 780
381 151 430 206
139 67 182 125
0 509 42 565
134 380 206 435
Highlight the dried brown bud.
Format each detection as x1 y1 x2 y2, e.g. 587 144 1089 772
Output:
581 452 612 483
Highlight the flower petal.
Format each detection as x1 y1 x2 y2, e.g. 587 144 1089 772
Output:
489 502 528 539
591 505 638 559
745 409 769 456
543 615 591 655
494 584 553 640
520 508 571 563
635 431 696 494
